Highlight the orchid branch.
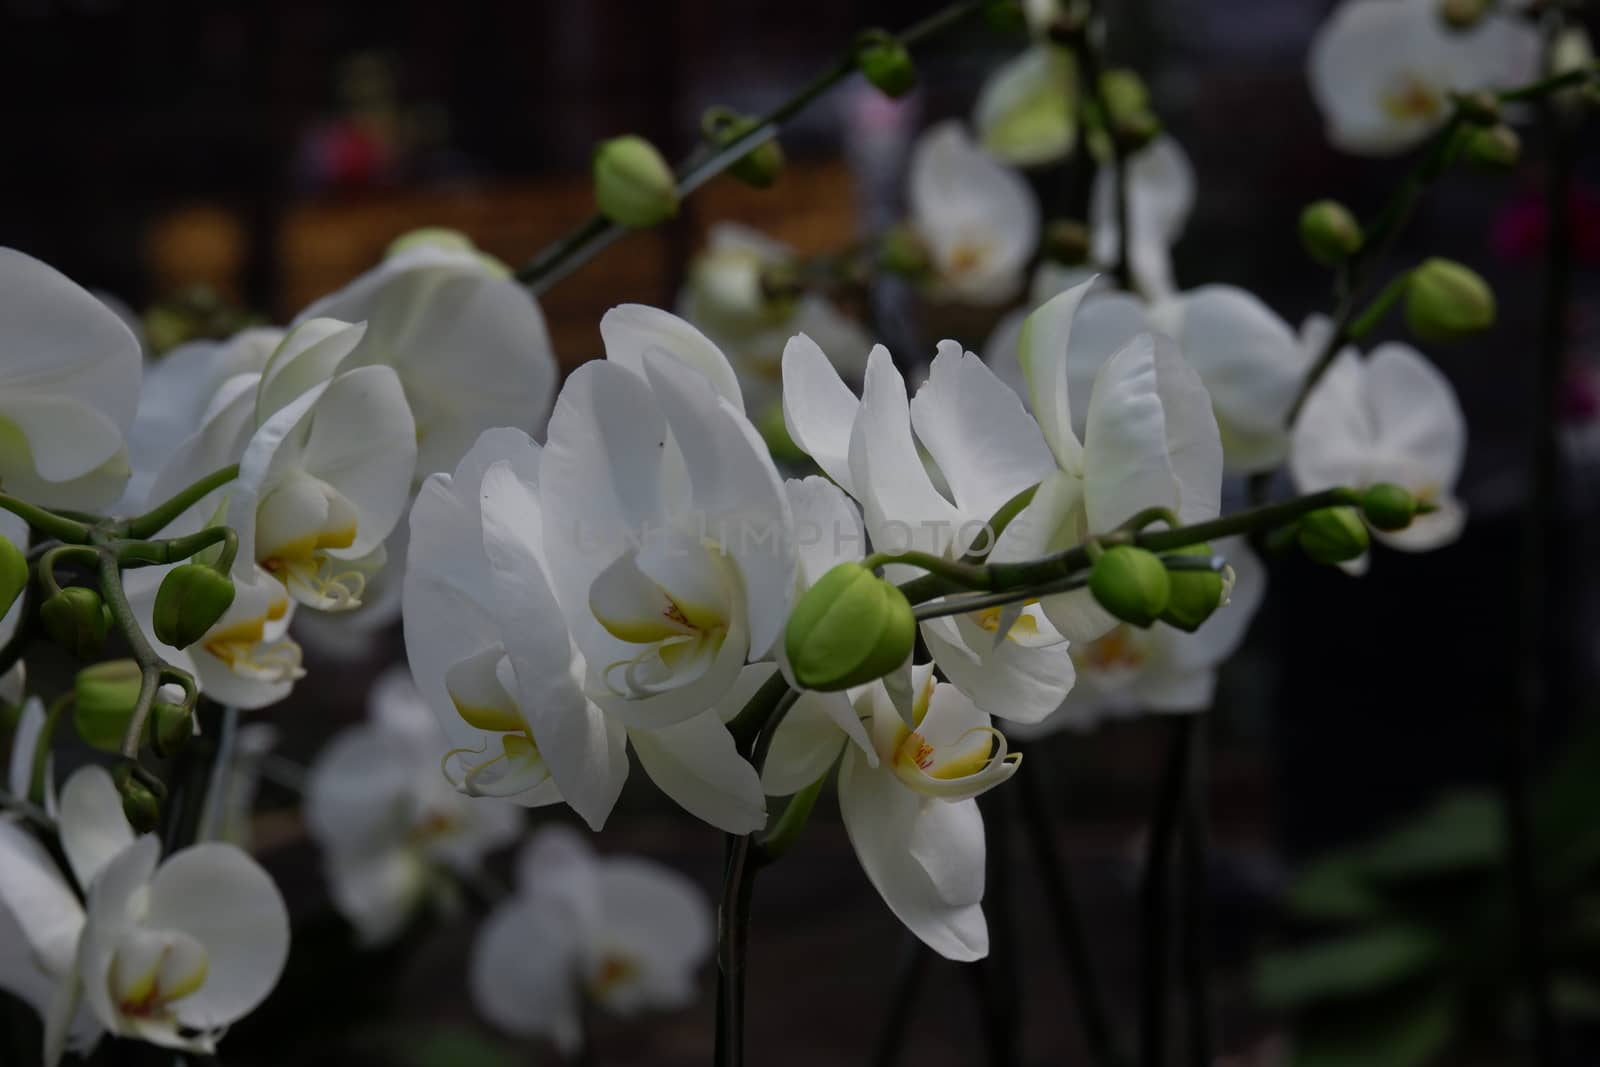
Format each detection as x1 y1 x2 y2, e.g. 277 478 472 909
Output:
123 463 240 540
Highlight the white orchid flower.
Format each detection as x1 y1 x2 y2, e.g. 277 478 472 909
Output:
974 45 1077 167
1308 0 1539 156
908 122 1040 306
678 223 873 416
540 307 795 731
405 426 766 834
1290 332 1466 554
1016 538 1266 735
293 229 559 481
782 332 1075 724
306 668 521 945
472 825 712 1053
1089 136 1196 300
0 248 142 510
0 765 289 1065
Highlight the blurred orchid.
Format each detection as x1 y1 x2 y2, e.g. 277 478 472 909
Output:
471 825 712 1054
974 45 1077 167
305 668 521 945
1089 135 1196 300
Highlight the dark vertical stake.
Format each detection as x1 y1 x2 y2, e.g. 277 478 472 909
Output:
1179 719 1213 1067
1141 716 1195 1067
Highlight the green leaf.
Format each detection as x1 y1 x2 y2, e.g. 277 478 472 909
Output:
1286 857 1388 922
1291 989 1455 1067
402 1026 520 1067
1256 926 1446 1011
1361 792 1502 882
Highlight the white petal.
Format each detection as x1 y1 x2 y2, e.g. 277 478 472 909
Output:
973 45 1076 167
1016 278 1097 471
781 333 861 495
324 849 428 947
470 896 584 1050
629 712 767 834
920 614 1074 724
254 318 367 425
1150 332 1224 524
602 304 744 412
0 820 84 978
760 685 860 796
58 766 135 891
1083 334 1180 533
590 857 713 1013
78 835 161 1030
786 476 868 585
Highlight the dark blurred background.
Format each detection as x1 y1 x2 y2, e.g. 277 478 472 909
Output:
3 1 1599 1064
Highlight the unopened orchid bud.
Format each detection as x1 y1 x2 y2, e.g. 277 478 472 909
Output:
1405 258 1495 342
1089 546 1171 628
42 586 108 659
1361 483 1420 532
1437 0 1489 31
153 563 236 650
0 534 26 619
1463 124 1520 170
1299 200 1363 266
785 563 916 691
114 763 162 833
1158 544 1225 633
74 659 146 752
878 224 931 279
982 0 1027 33
1549 28 1598 111
702 109 786 189
593 135 678 228
152 699 193 758
1044 219 1092 266
1298 507 1369 564
1454 90 1500 127
855 31 917 99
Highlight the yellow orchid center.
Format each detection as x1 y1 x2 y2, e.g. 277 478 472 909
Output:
202 594 303 684
110 928 209 1022
442 646 551 798
1074 625 1148 674
589 953 640 998
590 546 737 702
1381 74 1445 122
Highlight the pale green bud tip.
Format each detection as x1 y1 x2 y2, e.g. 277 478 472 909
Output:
153 701 192 758
785 563 916 691
1298 506 1369 565
878 225 931 279
114 764 163 833
1158 544 1225 634
1453 90 1501 126
1089 547 1172 628
42 586 109 659
855 31 917 99
702 108 785 189
75 660 147 753
0 534 26 620
593 135 678 228
1299 200 1363 266
1360 483 1419 532
1044 219 1092 266
1463 124 1520 170
1405 257 1495 342
1437 0 1489 31
153 563 236 650
387 227 475 258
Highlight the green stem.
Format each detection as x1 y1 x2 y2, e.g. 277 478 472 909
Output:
863 549 990 589
1345 270 1414 341
515 0 984 295
95 549 174 759
0 494 91 544
124 464 239 540
28 693 72 807
114 526 238 571
36 545 99 598
1067 4 1133 291
756 775 825 864
909 552 1218 622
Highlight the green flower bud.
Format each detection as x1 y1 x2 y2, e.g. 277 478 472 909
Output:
702 109 786 189
1100 69 1152 122
1453 90 1501 126
1089 547 1171 628
855 31 917 99
1405 258 1496 342
1463 124 1520 170
42 586 109 659
1437 0 1489 31
981 0 1027 33
114 764 162 833
0 533 27 620
74 660 147 753
1044 219 1092 266
593 135 678 228
1299 200 1364 266
153 563 236 649
1158 544 1225 633
1360 483 1419 532
152 701 193 758
785 563 916 691
878 224 931 280
1298 507 1370 565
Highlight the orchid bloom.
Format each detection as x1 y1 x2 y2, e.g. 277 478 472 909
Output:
540 306 795 727
974 45 1077 167
0 248 142 510
1308 0 1539 156
404 426 767 834
1016 538 1267 736
0 765 289 1065
1089 136 1196 300
293 228 559 480
678 222 873 415
1290 329 1467 555
471 825 712 1054
908 122 1040 306
305 668 522 945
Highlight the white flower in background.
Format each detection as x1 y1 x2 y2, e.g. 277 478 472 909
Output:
0 765 289 1064
1016 538 1267 735
1290 329 1466 553
679 223 873 415
306 669 521 945
0 248 142 510
541 306 795 730
980 262 1103 401
908 122 1040 305
1090 135 1196 299
405 426 767 833
198 722 281 848
783 334 1073 725
294 228 559 481
974 45 1077 167
471 825 712 1053
119 328 282 511
1308 0 1539 156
